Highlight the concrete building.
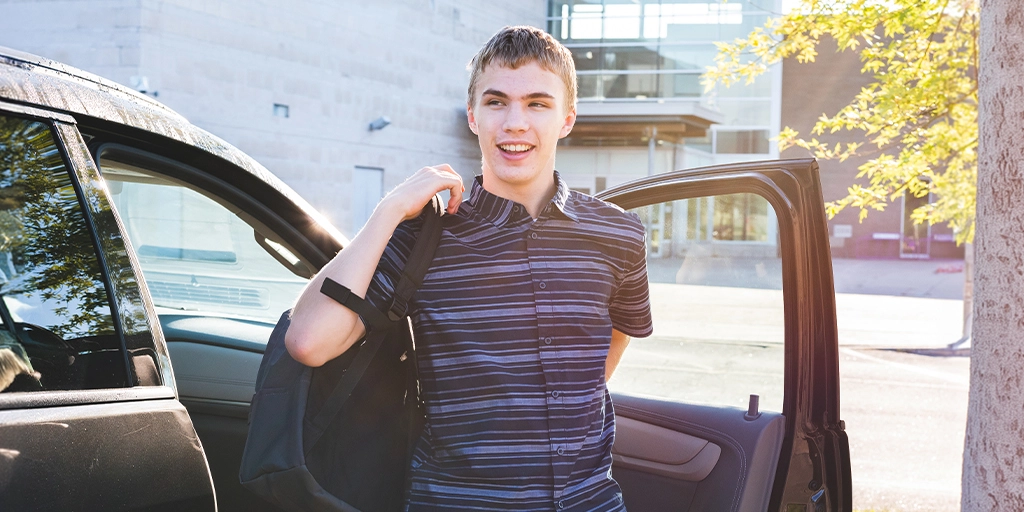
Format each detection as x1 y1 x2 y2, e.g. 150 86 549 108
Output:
0 0 545 237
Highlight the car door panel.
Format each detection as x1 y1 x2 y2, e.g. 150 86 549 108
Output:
612 414 723 481
0 391 215 511
612 394 785 512
147 159 847 512
599 159 850 512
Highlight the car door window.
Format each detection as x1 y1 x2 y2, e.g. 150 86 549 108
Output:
609 193 784 413
0 115 126 392
98 157 310 323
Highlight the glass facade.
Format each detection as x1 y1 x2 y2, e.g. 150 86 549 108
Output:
549 1 776 105
549 0 781 251
549 0 781 159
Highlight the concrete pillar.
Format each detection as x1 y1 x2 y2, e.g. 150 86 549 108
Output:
647 126 657 176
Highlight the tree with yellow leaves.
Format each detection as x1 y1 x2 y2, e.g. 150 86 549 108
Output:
704 0 978 243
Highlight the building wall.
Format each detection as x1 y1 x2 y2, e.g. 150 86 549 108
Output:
781 37 964 260
0 0 546 236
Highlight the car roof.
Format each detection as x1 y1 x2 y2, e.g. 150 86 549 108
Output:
0 45 347 245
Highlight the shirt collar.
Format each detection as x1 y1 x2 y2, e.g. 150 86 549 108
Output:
467 171 579 227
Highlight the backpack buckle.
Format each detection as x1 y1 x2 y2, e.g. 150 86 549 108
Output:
388 297 408 321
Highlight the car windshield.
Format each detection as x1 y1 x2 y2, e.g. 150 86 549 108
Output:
100 159 309 324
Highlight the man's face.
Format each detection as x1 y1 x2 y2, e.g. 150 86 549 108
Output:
467 61 576 192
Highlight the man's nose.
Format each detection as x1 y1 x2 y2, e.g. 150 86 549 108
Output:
502 105 529 133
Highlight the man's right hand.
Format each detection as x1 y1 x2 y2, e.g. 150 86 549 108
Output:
284 164 464 367
378 164 465 223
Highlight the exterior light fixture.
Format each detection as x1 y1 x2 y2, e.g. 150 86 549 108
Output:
368 116 391 131
129 76 157 97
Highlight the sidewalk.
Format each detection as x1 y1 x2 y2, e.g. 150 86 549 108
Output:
832 258 966 349
647 257 967 350
831 258 965 300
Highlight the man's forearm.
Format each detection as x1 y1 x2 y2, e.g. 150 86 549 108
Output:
606 328 631 380
285 203 406 367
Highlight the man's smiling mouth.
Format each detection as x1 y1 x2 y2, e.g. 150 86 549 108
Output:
498 144 534 154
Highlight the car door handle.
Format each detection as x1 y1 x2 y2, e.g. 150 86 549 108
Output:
811 488 827 512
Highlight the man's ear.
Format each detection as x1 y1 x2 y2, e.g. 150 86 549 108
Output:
467 104 479 135
559 106 577 139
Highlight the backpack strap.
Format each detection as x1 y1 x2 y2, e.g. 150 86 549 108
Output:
387 196 445 321
306 195 445 447
320 278 391 332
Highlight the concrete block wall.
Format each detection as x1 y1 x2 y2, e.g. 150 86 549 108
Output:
0 0 144 85
0 0 546 236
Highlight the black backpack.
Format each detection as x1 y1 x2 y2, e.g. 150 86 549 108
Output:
239 198 444 512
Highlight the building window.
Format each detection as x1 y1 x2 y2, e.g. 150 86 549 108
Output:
714 130 770 154
352 167 384 236
550 1 775 103
901 189 931 258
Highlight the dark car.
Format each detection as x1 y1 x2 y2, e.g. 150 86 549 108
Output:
0 47 851 512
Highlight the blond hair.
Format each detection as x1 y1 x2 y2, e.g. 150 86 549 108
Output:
467 26 577 110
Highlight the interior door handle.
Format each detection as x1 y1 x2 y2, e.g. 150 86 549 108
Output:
811 488 826 512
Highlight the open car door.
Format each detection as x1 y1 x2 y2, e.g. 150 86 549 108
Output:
598 159 851 512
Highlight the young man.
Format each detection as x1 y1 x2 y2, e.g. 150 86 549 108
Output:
286 26 653 511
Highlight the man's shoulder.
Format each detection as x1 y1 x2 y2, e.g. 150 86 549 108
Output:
569 191 645 238
380 213 429 260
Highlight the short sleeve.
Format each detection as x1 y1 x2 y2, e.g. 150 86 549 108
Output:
608 227 654 338
364 216 422 319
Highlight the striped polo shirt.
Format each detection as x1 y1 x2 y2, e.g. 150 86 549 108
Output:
366 172 653 511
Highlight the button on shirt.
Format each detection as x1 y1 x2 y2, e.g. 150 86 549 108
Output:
366 172 653 511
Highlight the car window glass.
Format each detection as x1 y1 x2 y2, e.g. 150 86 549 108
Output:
0 115 126 393
609 193 785 413
59 126 163 386
99 159 309 324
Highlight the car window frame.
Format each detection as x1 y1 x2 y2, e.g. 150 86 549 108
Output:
0 100 180 407
92 143 330 278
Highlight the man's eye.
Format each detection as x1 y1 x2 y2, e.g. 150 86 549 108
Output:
487 99 504 106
